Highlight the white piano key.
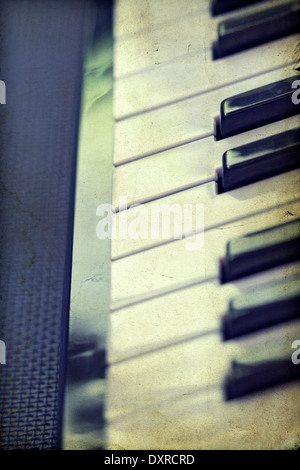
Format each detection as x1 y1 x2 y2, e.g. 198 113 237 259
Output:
108 262 300 362
107 382 300 449
111 169 300 259
113 35 298 120
106 316 300 449
107 290 299 449
114 9 214 78
112 115 300 210
114 0 289 78
113 0 207 41
110 308 300 400
113 66 297 165
110 199 300 306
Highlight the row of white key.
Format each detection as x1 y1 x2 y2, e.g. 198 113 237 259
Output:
113 66 298 165
112 115 300 210
110 196 300 307
108 0 300 451
111 169 300 260
114 0 292 78
107 261 300 449
109 261 300 361
113 33 299 120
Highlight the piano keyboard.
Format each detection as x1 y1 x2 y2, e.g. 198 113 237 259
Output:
106 0 300 450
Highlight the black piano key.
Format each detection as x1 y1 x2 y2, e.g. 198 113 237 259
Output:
222 279 300 340
214 0 300 59
221 218 300 283
211 0 266 16
219 76 300 139
224 357 300 400
221 127 300 192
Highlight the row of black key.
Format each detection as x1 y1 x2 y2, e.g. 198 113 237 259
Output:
220 218 300 399
211 0 266 15
212 0 300 59
209 2 300 399
214 74 300 193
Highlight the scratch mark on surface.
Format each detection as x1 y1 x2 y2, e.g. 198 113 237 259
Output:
80 273 103 287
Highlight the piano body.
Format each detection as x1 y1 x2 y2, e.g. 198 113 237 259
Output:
105 0 300 450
